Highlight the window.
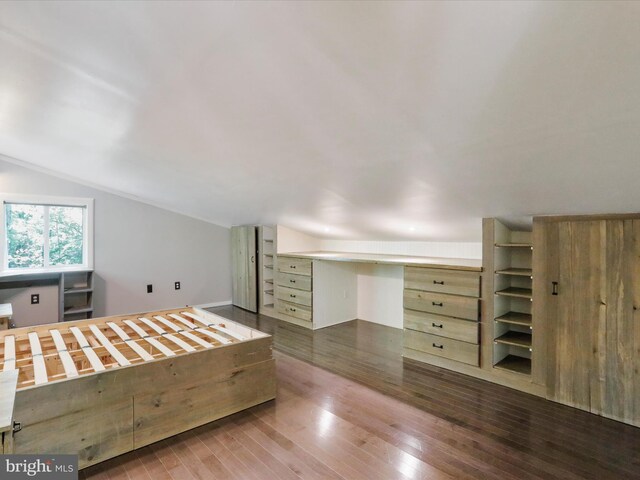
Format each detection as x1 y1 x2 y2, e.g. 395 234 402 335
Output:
1 195 93 274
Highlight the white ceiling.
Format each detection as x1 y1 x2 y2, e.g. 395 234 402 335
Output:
1 1 640 241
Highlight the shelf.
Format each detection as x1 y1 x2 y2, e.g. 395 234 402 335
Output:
264 279 274 285
264 239 274 242
495 243 533 248
495 311 532 327
495 268 532 277
64 287 93 294
264 254 274 257
64 306 93 315
495 287 532 299
495 331 532 349
264 265 273 270
264 289 274 295
494 355 531 375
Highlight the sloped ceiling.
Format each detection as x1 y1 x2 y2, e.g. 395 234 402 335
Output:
1 1 640 241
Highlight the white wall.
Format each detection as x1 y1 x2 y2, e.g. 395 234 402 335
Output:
277 225 321 253
0 158 231 327
356 264 404 329
312 260 358 329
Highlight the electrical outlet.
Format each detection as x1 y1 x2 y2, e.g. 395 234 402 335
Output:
147 284 153 293
31 293 40 304
175 281 181 290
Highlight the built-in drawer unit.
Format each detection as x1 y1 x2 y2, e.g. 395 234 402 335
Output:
276 271 312 291
404 309 479 344
404 329 480 366
276 299 312 322
403 290 479 321
276 285 312 307
275 256 313 327
278 257 313 276
403 266 481 366
404 267 480 297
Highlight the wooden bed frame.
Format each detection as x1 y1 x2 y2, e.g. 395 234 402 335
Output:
0 306 276 468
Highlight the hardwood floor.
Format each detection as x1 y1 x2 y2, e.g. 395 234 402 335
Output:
83 306 640 480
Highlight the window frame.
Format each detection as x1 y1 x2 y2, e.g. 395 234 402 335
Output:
0 194 94 276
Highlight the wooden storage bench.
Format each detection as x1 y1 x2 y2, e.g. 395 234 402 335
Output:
0 307 276 468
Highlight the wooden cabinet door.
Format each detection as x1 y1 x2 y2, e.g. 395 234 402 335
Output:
596 220 640 424
231 226 257 312
539 218 640 426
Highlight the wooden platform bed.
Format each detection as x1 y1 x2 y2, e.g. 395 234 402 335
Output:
0 306 276 468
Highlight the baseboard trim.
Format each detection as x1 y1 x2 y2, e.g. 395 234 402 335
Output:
195 300 233 309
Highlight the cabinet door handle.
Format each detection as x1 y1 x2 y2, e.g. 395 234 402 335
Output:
290 294 296 298
433 280 445 285
432 302 443 307
432 343 444 349
552 281 558 296
432 323 443 328
290 279 296 283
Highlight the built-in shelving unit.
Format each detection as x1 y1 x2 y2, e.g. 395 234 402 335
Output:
492 221 533 376
61 270 94 321
258 226 276 311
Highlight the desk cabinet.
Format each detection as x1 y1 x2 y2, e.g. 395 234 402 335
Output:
275 256 313 327
403 267 481 366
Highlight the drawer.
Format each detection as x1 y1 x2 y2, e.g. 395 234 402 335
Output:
276 272 312 291
404 309 478 344
404 267 480 297
404 329 479 366
277 257 312 276
276 299 312 322
276 286 312 307
403 290 479 321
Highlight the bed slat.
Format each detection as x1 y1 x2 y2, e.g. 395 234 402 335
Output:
181 311 246 341
168 314 231 345
89 325 131 367
50 329 79 378
28 332 48 385
123 320 176 357
153 316 212 349
70 327 106 373
106 322 154 362
138 317 196 353
3 336 16 371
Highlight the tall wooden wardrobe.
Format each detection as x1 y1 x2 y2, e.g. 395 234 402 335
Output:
533 215 640 426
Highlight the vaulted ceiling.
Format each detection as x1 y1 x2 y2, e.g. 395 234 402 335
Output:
1 1 640 240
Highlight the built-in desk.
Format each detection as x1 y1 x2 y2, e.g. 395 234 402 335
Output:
275 251 482 333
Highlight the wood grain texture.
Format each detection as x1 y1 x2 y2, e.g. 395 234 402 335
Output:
538 218 640 426
85 305 640 479
404 267 480 297
404 309 479 344
404 329 479 365
276 271 312 291
403 289 479 321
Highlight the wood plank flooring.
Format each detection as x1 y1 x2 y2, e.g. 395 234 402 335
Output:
83 306 640 480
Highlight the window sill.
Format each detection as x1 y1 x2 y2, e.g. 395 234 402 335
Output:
0 266 93 279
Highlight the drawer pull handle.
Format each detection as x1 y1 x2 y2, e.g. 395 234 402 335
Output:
432 343 444 349
433 280 445 285
290 279 296 283
432 302 443 307
290 265 296 269
432 323 443 328
290 294 296 298
289 308 297 312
